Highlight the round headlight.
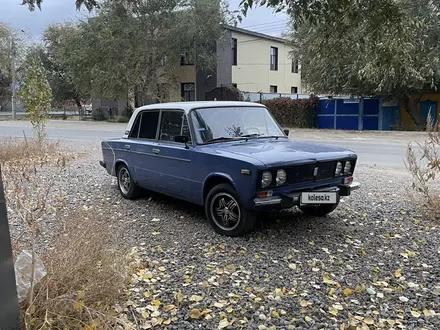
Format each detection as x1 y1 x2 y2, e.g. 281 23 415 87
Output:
344 161 352 173
261 171 272 188
276 169 287 185
335 162 343 175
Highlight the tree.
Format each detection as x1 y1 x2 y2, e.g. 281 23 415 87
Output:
286 0 440 128
41 0 229 104
21 0 98 11
0 24 13 110
18 55 52 140
28 24 89 112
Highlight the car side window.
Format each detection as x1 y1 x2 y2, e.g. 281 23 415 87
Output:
138 111 160 139
159 111 192 143
129 114 141 138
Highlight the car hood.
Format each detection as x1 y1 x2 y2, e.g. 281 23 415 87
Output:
205 138 357 167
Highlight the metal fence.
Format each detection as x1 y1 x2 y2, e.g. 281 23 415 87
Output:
242 92 312 102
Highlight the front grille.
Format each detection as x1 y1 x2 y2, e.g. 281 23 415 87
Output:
286 164 315 184
286 161 336 184
257 158 356 189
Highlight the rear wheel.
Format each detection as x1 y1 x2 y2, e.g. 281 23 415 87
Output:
205 183 256 237
299 202 339 217
117 164 141 199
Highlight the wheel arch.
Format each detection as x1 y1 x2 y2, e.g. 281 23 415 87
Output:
202 173 236 203
113 159 130 176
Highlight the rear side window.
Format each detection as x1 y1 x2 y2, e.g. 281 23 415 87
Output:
129 114 141 138
138 111 160 139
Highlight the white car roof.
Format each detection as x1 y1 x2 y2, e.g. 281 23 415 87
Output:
122 101 266 138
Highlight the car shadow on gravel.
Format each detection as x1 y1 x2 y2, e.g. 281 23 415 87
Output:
133 188 350 241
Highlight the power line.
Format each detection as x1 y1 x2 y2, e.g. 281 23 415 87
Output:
240 20 290 29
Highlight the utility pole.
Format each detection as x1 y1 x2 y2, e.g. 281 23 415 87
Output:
11 36 16 120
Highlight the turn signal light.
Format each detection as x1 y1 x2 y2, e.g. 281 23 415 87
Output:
344 176 353 184
257 191 273 198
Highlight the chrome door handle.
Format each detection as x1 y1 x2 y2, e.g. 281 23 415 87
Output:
152 148 160 154
124 144 131 150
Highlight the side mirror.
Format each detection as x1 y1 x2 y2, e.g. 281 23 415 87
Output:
283 129 290 136
174 135 189 143
174 135 190 149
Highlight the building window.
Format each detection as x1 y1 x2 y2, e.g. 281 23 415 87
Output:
270 85 278 93
180 52 194 66
270 47 278 71
291 59 299 73
291 86 298 94
232 38 237 66
181 83 195 101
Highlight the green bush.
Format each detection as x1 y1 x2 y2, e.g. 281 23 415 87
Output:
116 116 130 123
91 108 107 121
261 95 319 128
121 106 134 119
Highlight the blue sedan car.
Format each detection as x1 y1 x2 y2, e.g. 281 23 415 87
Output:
100 101 360 236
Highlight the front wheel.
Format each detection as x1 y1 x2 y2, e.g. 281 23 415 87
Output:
117 164 141 199
299 201 339 217
205 183 256 237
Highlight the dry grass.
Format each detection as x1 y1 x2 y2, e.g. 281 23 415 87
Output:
405 113 440 221
22 209 130 330
0 137 131 329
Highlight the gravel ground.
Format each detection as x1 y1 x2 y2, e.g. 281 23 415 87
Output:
6 141 440 330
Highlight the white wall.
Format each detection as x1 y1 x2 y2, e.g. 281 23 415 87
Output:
231 31 301 94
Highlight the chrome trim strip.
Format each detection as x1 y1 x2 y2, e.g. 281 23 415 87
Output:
253 197 282 206
111 148 192 163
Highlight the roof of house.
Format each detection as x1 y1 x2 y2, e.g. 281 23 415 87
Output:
224 25 287 44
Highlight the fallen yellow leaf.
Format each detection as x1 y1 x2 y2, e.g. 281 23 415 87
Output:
343 288 353 296
323 273 336 285
305 316 313 322
364 317 374 325
151 231 161 235
394 269 402 278
411 310 421 318
190 295 203 302
423 309 434 317
190 309 202 319
218 318 229 329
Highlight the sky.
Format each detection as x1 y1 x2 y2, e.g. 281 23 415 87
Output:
1 0 289 42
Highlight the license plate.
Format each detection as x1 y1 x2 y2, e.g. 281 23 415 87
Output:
300 192 337 205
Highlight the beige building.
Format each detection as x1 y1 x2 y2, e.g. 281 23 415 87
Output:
93 25 301 112
227 26 301 94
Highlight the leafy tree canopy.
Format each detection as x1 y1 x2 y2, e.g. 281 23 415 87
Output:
40 0 230 103
288 0 440 127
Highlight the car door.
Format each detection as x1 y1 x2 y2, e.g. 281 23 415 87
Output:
153 109 198 202
129 110 162 189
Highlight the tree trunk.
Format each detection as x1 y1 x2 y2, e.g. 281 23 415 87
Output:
128 88 135 109
74 98 83 116
402 95 426 129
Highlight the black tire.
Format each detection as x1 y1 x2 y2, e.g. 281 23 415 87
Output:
117 164 141 199
205 183 256 237
299 201 339 217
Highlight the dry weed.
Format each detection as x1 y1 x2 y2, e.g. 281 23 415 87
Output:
22 209 130 330
405 111 440 221
0 137 131 329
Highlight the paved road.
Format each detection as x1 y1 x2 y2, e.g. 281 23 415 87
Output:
0 120 421 168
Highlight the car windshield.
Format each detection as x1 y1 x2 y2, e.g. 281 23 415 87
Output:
190 106 285 144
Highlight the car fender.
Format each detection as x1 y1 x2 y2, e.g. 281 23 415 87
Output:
202 172 237 201
113 158 131 176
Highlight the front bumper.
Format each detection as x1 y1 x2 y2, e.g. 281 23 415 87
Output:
253 181 360 208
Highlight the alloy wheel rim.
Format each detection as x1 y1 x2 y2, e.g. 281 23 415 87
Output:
119 168 131 194
210 192 241 231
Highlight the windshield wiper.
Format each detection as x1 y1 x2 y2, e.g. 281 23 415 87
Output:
241 133 261 140
257 135 286 140
205 136 241 144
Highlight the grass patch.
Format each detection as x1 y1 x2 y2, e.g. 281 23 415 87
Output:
1 137 131 329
